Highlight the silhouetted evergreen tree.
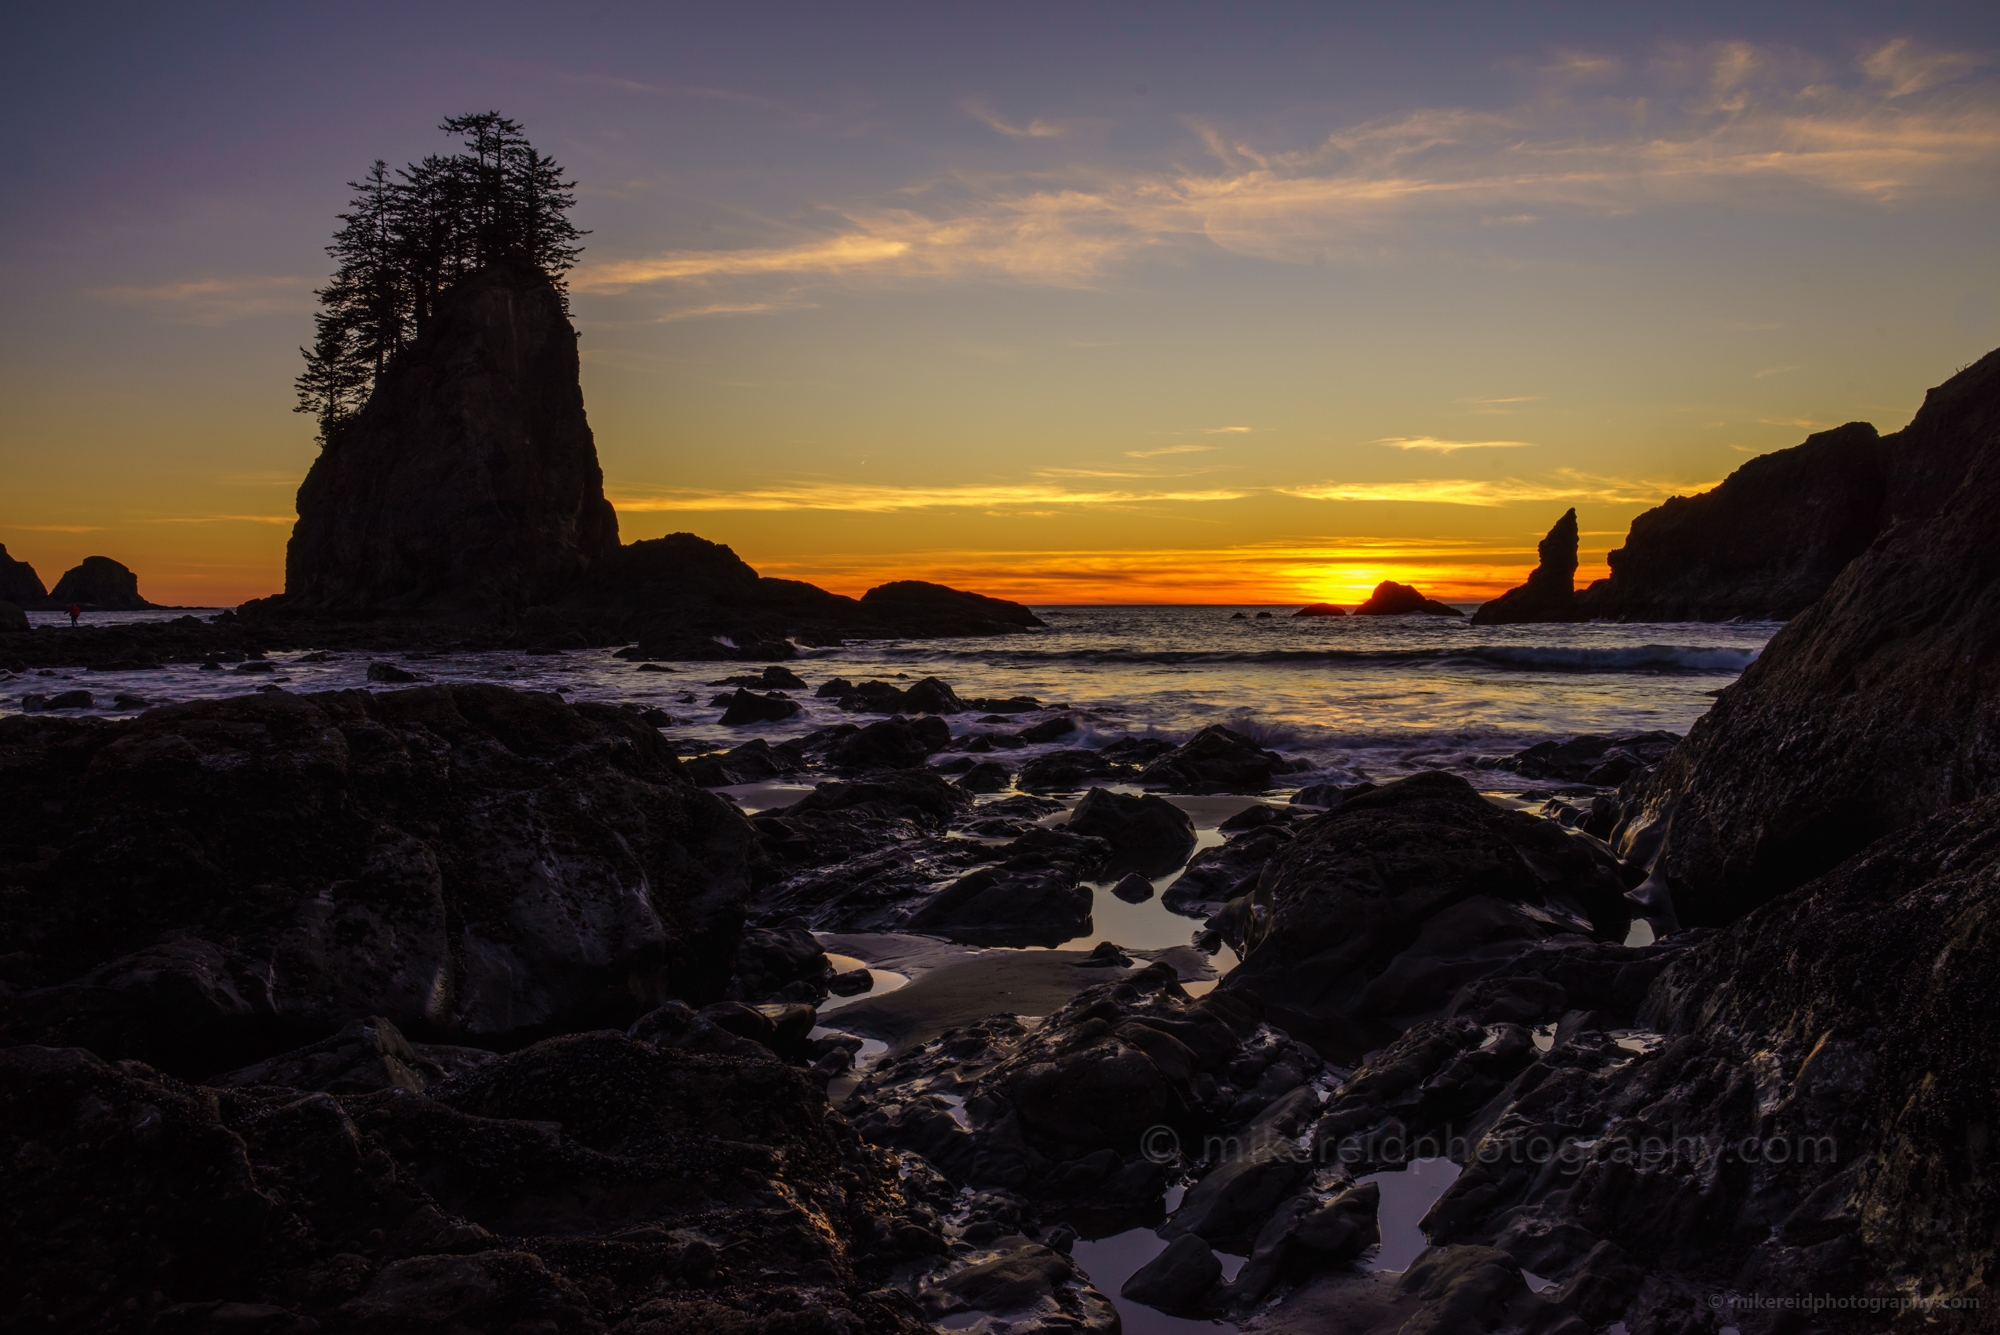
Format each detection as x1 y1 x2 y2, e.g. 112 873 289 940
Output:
294 114 585 442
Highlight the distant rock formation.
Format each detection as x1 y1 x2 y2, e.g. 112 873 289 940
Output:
45 556 154 610
285 263 622 611
1291 603 1346 617
1352 580 1463 616
0 601 26 633
1470 508 1579 625
1616 347 2000 926
0 544 45 605
277 264 1041 642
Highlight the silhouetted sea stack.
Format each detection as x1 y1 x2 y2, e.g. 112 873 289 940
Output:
1351 580 1462 616
1615 346 2000 926
1470 507 1580 625
44 556 154 610
1291 602 1346 617
285 263 622 611
0 544 45 606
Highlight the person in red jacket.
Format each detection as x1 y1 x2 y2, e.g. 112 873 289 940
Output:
66 603 81 626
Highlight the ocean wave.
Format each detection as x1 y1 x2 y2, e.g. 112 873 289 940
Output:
870 644 1760 674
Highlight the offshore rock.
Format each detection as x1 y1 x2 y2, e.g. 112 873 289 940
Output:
0 684 755 1076
1352 580 1463 616
1621 347 2000 925
861 580 1047 632
0 600 26 633
1064 787 1197 876
1222 771 1630 1060
286 264 622 611
0 542 48 605
1470 508 1580 625
1291 603 1347 617
44 555 156 610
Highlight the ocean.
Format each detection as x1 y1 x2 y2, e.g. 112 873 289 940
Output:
12 604 1771 795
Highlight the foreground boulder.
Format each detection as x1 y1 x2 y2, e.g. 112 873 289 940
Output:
1620 347 2000 925
1222 772 1630 1060
0 1032 939 1332
1470 508 1580 625
1065 787 1196 876
1138 724 1285 794
0 684 755 1076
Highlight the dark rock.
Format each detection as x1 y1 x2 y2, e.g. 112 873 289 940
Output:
212 1014 493 1094
1065 787 1197 876
365 660 420 683
829 715 946 769
1254 611 1273 619
1138 724 1283 794
112 693 149 709
683 735 800 787
958 761 1012 793
1479 731 1679 785
1230 612 1247 620
1578 421 1893 622
816 677 855 697
903 864 1093 947
727 921 832 1003
0 1034 937 1332
0 600 27 633
1619 352 2000 925
1352 580 1463 616
0 543 46 605
717 688 800 725
285 265 622 611
1291 603 1347 617
233 659 277 673
44 555 156 610
1222 771 1630 1060
1101 735 1176 764
1291 780 1376 808
1161 823 1292 916
714 664 807 689
861 579 1046 632
1017 748 1120 792
1122 1233 1223 1312
779 771 972 829
1111 872 1155 903
1472 508 1581 625
964 694 1042 714
900 676 966 714
1017 715 1076 743
1218 802 1285 831
27 689 95 711
0 685 755 1075
1162 1087 1321 1251
829 966 874 996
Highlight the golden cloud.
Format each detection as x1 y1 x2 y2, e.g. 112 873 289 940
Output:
1376 437 1535 453
606 482 1251 513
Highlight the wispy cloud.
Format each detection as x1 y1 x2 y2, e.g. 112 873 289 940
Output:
1283 468 1718 506
1376 436 1535 453
1205 426 1255 434
1754 364 1800 378
1125 444 1218 457
84 276 316 324
1460 395 1541 405
9 524 104 533
151 514 296 525
964 100 1067 138
571 39 2000 299
606 482 1250 512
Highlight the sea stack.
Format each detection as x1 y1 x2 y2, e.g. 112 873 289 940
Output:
1352 580 1463 616
1471 507 1579 625
45 556 154 610
284 263 622 611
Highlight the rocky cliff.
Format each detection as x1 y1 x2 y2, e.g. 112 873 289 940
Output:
0 544 45 606
285 263 622 611
1614 348 2000 926
1470 508 1579 625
